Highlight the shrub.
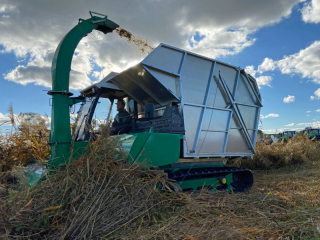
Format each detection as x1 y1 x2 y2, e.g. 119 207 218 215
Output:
0 108 50 172
234 135 320 170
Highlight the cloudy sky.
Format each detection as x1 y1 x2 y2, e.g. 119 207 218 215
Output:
0 0 320 134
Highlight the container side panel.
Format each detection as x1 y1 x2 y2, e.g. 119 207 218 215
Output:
247 130 255 142
226 129 250 152
235 73 258 105
237 105 258 130
196 131 225 153
206 76 229 108
181 55 212 105
148 69 179 97
230 114 240 128
214 63 237 94
144 46 183 74
201 109 229 132
184 105 202 151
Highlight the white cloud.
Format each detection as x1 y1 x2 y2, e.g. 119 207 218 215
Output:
316 109 320 112
256 76 273 87
245 65 256 76
301 0 320 23
258 41 320 85
0 0 302 90
262 127 304 134
0 4 16 13
258 57 276 72
306 110 312 113
260 113 279 119
286 123 296 127
245 65 272 88
283 95 295 103
0 113 11 125
310 88 320 100
285 121 320 128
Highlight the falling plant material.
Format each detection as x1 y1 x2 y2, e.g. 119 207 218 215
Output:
115 27 154 54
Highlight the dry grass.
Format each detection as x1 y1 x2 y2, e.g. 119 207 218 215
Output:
0 126 181 239
0 128 320 239
0 108 50 172
233 135 320 170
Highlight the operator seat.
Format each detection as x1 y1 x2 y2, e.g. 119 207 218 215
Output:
144 103 154 118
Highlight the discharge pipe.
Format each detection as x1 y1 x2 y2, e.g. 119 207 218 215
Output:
48 12 119 167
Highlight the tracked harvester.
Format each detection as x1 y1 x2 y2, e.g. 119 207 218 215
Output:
44 12 262 192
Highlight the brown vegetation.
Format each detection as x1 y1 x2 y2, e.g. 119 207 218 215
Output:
234 135 320 170
0 106 50 172
115 27 154 54
0 124 320 239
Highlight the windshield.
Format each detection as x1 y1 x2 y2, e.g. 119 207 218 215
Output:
311 129 319 135
73 90 116 141
92 97 114 129
73 100 94 141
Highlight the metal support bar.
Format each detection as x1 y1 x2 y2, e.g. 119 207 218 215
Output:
106 99 114 121
200 129 228 133
248 74 260 97
223 111 233 153
223 68 240 153
47 90 73 96
233 105 256 153
233 69 240 97
252 106 261 148
178 52 188 155
90 11 106 17
184 103 232 112
235 101 260 108
218 73 256 153
178 52 186 74
242 70 263 107
192 61 216 152
143 63 180 77
92 19 108 24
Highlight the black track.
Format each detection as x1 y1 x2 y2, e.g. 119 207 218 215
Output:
166 167 253 192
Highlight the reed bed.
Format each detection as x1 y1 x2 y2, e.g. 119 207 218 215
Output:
1 127 320 239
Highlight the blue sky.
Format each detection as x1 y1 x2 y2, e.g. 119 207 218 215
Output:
0 0 320 134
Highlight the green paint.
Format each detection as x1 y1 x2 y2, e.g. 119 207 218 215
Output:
225 173 234 192
68 98 86 107
177 173 234 191
49 13 118 168
71 141 89 160
120 129 182 166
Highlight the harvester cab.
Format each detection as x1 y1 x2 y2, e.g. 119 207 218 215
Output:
29 13 263 192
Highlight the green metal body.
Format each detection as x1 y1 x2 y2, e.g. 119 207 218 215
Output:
48 12 118 167
119 130 233 191
28 129 235 190
120 129 182 166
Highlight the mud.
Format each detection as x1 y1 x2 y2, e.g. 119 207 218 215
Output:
115 27 154 54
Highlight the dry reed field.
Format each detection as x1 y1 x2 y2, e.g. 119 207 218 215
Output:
0 118 320 239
